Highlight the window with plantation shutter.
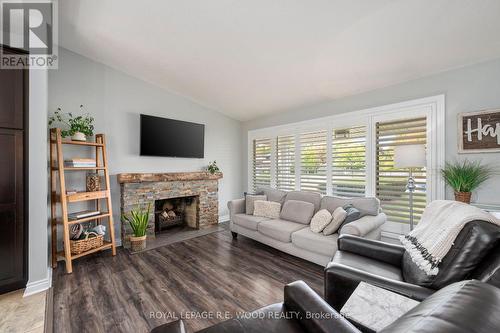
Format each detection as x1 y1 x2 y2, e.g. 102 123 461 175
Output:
276 135 296 191
332 126 366 197
376 117 427 224
252 138 272 191
300 130 327 193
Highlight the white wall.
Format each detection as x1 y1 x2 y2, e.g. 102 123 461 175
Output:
25 69 50 296
49 48 243 245
242 58 500 207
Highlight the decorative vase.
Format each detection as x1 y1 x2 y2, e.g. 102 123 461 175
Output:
86 172 100 192
71 132 86 141
454 191 471 204
129 235 147 252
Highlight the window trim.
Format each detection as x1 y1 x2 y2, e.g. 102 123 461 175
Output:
247 95 445 235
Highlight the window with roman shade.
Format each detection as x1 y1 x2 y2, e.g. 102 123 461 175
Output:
252 138 272 191
376 117 427 224
276 135 296 191
300 130 327 193
332 126 366 197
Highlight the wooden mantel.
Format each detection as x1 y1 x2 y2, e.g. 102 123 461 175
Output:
117 171 223 183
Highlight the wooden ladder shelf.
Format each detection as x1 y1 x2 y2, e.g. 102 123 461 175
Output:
49 128 116 273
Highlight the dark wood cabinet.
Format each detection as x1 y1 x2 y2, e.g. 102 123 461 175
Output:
0 45 28 294
0 70 23 129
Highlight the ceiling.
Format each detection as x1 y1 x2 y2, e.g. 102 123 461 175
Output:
59 0 500 121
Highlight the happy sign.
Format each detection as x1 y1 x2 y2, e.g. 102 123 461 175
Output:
459 109 500 153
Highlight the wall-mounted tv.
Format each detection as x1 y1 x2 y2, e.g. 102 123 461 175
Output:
140 114 205 158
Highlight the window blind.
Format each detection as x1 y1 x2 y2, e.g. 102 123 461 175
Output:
300 130 327 193
276 135 296 191
252 138 272 191
332 126 366 197
376 117 427 224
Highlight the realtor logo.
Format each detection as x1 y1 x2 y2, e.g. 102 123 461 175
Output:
1 0 58 69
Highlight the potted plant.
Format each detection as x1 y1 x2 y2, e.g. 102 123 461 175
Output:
207 160 220 174
48 105 94 141
441 159 495 204
122 203 151 252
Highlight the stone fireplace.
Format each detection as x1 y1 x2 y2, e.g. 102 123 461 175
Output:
118 172 223 248
155 195 199 233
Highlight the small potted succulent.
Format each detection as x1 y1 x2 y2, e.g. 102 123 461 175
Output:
122 204 151 252
48 105 94 141
441 159 495 204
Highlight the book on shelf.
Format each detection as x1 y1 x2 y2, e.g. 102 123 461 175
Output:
68 210 101 220
64 158 97 167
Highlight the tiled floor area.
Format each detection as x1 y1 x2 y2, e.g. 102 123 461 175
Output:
0 289 46 333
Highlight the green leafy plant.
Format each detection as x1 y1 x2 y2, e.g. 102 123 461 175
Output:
207 160 220 174
121 204 151 237
48 105 94 137
441 159 495 193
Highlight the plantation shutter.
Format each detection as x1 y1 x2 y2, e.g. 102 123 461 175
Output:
276 135 296 191
252 138 272 191
376 117 427 224
332 126 366 197
300 130 327 193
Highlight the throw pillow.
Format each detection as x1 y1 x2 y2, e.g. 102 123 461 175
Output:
310 209 333 233
323 207 347 235
253 200 281 219
245 194 267 215
337 204 361 231
280 200 315 224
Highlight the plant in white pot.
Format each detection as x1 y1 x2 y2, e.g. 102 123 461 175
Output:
48 105 94 141
122 204 151 252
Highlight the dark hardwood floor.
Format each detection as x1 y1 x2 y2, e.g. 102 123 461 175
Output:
52 230 324 333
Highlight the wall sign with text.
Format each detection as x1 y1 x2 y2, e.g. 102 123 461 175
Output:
459 109 500 153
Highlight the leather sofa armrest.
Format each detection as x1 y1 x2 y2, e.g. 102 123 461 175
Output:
227 198 245 219
337 234 405 266
339 213 386 237
150 319 186 333
284 280 360 333
324 262 434 311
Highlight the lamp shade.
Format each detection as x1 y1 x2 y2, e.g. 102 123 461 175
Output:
394 144 426 169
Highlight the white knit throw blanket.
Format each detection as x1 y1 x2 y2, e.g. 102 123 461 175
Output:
400 200 500 276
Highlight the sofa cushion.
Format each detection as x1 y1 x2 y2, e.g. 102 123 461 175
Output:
285 191 322 213
258 219 307 243
292 228 338 257
253 200 281 219
280 200 315 225
321 196 380 216
233 213 270 231
245 194 267 215
257 187 288 205
323 207 347 236
310 209 332 233
337 204 361 231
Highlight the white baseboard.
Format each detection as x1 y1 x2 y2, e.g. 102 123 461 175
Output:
219 214 230 223
24 268 52 297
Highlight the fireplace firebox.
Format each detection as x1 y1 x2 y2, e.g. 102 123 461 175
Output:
154 195 200 233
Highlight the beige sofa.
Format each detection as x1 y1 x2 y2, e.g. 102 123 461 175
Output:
228 188 386 266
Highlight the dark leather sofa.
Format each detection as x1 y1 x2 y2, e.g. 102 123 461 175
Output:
325 220 500 311
152 279 500 333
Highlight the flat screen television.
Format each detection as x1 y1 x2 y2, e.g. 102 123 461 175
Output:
140 114 205 158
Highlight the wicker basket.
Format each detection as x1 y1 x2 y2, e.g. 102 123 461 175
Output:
454 191 472 204
70 232 104 255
